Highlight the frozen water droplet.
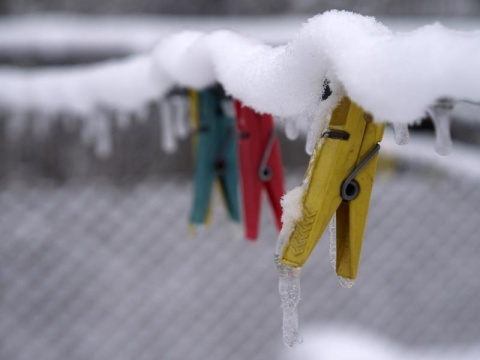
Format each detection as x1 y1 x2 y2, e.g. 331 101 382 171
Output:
329 214 337 270
159 101 177 154
392 123 410 145
285 119 299 140
338 276 355 288
427 100 454 156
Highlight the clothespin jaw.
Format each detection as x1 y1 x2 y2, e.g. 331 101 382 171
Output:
280 97 384 280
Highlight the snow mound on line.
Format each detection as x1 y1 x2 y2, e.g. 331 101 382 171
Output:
1 10 480 125
0 53 170 115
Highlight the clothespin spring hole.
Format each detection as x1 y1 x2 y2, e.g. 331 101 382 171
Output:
214 159 227 175
258 166 273 182
341 180 360 201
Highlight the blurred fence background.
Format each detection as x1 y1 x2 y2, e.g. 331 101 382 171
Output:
1 5 480 360
0 103 479 360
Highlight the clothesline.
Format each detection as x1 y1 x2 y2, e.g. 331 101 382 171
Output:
0 10 478 155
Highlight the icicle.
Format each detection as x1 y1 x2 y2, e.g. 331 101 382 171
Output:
94 115 113 159
81 113 97 147
275 257 302 348
328 214 337 270
392 123 410 145
275 231 303 348
221 98 235 118
171 96 189 139
328 214 355 288
285 119 299 140
426 98 454 156
159 101 177 154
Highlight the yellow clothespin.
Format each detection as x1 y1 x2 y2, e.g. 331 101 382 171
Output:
281 97 385 281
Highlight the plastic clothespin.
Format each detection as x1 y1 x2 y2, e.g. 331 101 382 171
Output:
280 97 385 281
189 85 241 228
233 100 286 241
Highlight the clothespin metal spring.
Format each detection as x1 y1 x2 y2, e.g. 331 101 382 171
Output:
258 129 277 182
340 143 381 201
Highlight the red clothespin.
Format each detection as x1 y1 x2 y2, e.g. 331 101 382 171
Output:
234 99 286 240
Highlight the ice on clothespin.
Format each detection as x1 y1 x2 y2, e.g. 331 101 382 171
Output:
426 97 454 156
327 214 355 289
305 114 318 155
392 123 410 145
159 100 178 154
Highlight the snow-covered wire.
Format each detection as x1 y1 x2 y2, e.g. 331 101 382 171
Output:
0 10 479 148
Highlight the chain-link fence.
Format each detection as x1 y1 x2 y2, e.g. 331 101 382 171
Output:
0 107 479 360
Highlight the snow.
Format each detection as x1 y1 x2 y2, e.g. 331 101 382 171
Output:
0 53 167 116
0 11 478 141
279 185 305 238
280 326 480 360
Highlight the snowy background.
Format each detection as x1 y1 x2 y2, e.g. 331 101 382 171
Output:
0 2 480 360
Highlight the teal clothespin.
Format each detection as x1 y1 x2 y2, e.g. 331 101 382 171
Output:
189 85 241 229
